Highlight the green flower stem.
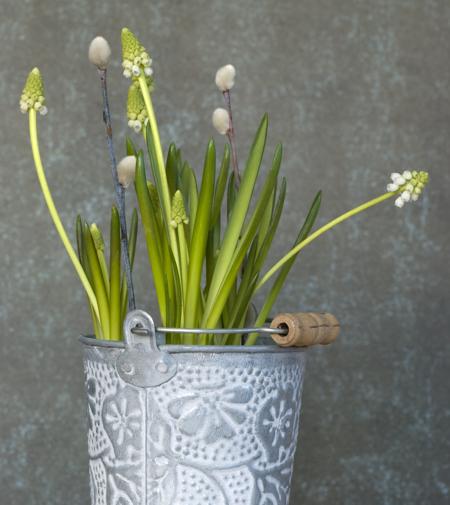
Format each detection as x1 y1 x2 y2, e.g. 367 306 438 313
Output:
138 75 181 273
28 109 100 321
256 191 396 292
177 224 189 310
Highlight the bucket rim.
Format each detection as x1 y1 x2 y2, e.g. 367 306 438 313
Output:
79 335 307 354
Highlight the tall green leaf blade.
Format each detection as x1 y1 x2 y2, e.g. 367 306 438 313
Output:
110 206 121 341
134 150 168 323
202 114 269 323
84 222 110 340
184 140 216 336
245 190 322 345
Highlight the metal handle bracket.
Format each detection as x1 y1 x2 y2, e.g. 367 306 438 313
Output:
116 310 177 388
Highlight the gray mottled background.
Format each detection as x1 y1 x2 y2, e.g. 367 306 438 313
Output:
1 0 449 503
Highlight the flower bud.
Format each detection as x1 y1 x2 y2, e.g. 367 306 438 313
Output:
88 36 111 69
20 68 47 115
212 108 230 135
170 190 189 228
121 28 153 81
117 155 137 188
215 64 236 91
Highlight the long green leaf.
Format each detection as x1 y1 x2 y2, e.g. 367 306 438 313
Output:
110 206 121 341
84 222 110 340
245 190 322 345
202 114 269 323
184 140 216 339
121 208 139 319
134 150 168 323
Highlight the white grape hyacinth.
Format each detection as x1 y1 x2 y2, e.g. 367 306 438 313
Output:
386 170 429 208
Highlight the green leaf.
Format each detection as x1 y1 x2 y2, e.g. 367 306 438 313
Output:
211 144 230 229
134 150 168 323
202 114 269 324
202 155 280 329
125 136 137 156
166 143 179 198
110 206 121 341
181 163 199 240
184 140 216 338
245 190 322 345
121 208 139 320
84 221 110 340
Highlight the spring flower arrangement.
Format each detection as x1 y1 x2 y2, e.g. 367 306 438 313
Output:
20 29 429 345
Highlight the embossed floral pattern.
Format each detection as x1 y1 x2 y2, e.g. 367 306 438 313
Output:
262 400 293 447
167 385 252 443
83 348 306 505
105 397 140 445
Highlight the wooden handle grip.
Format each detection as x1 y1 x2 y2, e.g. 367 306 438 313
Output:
270 312 340 347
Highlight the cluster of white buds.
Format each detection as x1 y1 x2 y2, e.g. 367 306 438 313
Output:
127 83 148 133
20 68 47 115
386 170 429 208
121 28 153 79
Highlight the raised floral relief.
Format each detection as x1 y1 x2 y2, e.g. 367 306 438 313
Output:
85 351 305 505
167 385 252 443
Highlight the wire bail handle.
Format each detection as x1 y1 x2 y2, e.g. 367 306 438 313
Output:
116 310 177 388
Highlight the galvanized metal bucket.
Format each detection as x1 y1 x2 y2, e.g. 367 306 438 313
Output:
80 310 307 505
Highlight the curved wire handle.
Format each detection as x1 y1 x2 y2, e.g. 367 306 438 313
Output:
131 325 287 336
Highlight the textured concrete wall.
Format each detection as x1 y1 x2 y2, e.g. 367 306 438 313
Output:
1 0 449 503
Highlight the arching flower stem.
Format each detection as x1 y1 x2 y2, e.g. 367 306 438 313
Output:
29 109 100 320
256 191 396 291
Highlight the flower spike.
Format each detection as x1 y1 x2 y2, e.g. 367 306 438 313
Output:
127 83 148 132
387 170 429 208
121 28 153 80
170 190 189 228
20 68 47 115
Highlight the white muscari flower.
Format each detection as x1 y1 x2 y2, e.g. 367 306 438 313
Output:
117 155 137 188
387 183 398 192
212 108 230 135
395 197 405 208
402 170 412 180
88 36 112 69
401 190 411 202
215 64 236 91
387 170 429 209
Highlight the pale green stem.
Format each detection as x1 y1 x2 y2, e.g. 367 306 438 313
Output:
177 225 189 312
29 110 100 321
138 75 181 273
256 192 396 292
